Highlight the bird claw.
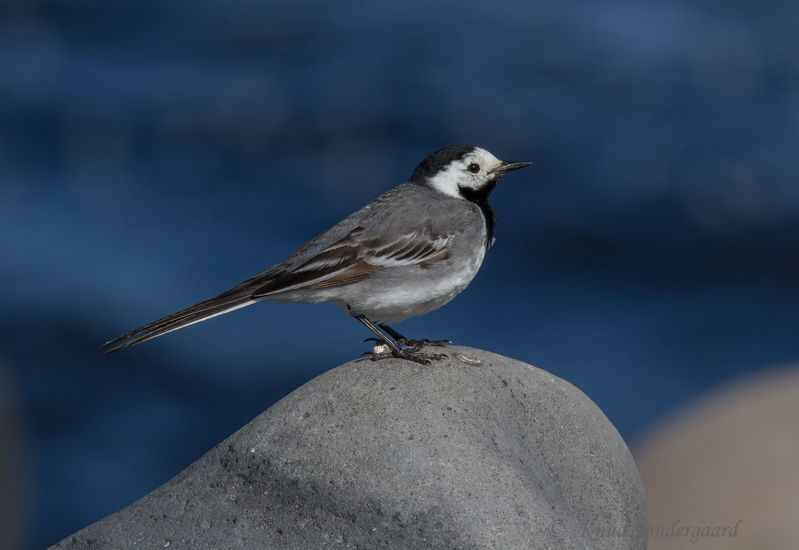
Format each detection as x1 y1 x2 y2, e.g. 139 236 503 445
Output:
366 336 451 348
400 350 449 365
364 346 447 366
395 337 452 350
361 332 451 365
420 338 452 347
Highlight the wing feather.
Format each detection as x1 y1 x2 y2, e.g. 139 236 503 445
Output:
252 225 451 297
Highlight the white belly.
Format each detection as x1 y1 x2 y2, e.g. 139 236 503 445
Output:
331 243 487 324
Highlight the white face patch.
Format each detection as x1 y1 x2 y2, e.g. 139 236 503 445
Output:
425 147 504 199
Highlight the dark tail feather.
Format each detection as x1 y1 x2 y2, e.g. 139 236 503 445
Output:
99 290 256 354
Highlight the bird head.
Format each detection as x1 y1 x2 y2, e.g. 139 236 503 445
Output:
410 145 531 201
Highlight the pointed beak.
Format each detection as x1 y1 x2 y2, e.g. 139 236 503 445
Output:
489 160 533 176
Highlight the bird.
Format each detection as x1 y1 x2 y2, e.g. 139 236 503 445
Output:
100 145 531 364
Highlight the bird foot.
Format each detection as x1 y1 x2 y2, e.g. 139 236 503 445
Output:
395 337 452 350
363 336 452 353
363 343 447 366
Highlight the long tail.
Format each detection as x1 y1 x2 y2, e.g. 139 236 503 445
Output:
99 289 257 354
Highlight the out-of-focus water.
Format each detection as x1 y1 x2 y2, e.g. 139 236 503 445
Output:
1 1 798 547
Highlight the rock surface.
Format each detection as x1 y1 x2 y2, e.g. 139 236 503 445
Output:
52 346 646 549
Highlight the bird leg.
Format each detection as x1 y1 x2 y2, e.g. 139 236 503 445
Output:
379 324 452 349
355 316 446 365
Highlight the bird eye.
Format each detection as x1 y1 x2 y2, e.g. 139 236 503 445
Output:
467 163 480 173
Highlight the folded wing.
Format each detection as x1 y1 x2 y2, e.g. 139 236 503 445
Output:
253 225 451 296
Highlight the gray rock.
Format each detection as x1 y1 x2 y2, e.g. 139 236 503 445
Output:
52 346 646 549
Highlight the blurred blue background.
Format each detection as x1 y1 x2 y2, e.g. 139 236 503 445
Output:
1 1 798 547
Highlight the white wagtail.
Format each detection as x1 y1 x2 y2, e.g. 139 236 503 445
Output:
101 145 530 364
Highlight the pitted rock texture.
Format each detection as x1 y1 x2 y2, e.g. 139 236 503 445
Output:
52 346 646 549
